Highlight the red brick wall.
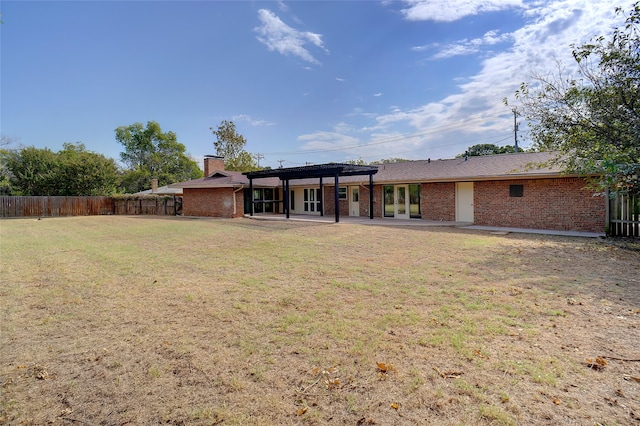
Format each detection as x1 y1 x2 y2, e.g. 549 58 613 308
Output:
182 188 244 218
473 178 605 232
322 185 383 218
421 182 456 221
357 185 382 217
322 186 349 216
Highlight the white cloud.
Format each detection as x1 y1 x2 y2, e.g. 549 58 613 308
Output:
254 9 328 65
413 30 513 59
350 0 622 159
298 131 360 152
336 77 346 82
400 0 524 22
232 114 276 127
373 93 383 97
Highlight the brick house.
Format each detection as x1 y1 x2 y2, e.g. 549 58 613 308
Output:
174 156 280 218
172 152 606 233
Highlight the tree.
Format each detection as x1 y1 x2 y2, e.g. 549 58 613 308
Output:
512 3 640 195
371 157 410 164
56 143 119 196
456 144 516 158
210 120 259 172
0 136 19 194
115 121 203 193
1 143 119 196
1 147 58 195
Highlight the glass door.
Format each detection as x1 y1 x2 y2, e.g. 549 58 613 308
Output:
350 187 359 216
384 185 410 219
395 185 410 219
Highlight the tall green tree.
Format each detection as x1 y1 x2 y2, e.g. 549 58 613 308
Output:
512 3 640 195
456 144 517 158
115 121 203 193
57 143 119 196
2 146 59 195
210 120 259 172
1 143 119 196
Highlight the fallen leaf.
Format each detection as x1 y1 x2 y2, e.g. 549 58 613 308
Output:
473 349 488 359
296 407 308 416
377 362 388 373
586 357 607 370
390 403 399 410
553 397 561 405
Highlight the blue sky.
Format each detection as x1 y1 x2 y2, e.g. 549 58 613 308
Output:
0 0 627 169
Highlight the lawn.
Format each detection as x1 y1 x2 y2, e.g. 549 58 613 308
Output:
0 216 639 425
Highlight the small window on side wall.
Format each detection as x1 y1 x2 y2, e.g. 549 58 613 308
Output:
509 184 524 197
338 187 347 200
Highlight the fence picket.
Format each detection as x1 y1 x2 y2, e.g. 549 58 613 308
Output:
609 193 640 237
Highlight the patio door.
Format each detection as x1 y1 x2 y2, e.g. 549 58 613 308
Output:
350 187 359 217
384 185 410 219
303 188 321 214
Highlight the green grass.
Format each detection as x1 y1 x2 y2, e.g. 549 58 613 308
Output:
0 216 637 425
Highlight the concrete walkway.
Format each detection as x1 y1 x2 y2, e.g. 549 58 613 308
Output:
245 214 605 238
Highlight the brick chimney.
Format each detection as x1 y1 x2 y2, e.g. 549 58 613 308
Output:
204 155 225 176
151 178 158 193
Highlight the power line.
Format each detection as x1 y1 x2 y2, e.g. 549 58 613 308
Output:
354 134 513 162
262 112 513 157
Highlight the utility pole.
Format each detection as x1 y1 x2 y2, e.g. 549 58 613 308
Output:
277 159 285 168
512 108 519 153
253 153 264 167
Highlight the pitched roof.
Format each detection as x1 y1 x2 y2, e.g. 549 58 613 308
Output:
134 185 183 195
170 152 567 189
372 151 561 183
170 170 280 189
290 152 563 186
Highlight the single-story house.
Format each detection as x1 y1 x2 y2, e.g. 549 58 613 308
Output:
171 152 606 233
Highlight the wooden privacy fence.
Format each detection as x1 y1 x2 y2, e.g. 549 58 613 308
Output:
608 192 640 237
0 196 182 218
113 196 182 216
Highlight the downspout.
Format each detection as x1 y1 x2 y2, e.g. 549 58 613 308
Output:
233 186 244 216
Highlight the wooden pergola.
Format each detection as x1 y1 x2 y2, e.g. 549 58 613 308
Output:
243 164 379 223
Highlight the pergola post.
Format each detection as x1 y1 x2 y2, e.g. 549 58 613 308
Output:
249 178 254 216
285 179 290 219
334 172 340 223
319 177 323 216
369 174 374 219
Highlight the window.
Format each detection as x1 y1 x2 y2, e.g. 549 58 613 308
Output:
510 184 524 197
290 190 295 210
338 187 347 200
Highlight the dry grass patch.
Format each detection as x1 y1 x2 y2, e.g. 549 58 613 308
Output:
1 216 639 425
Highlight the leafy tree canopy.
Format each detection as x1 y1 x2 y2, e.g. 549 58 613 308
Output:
210 120 259 172
115 121 202 193
1 143 119 196
456 144 518 158
371 158 411 164
511 3 640 195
